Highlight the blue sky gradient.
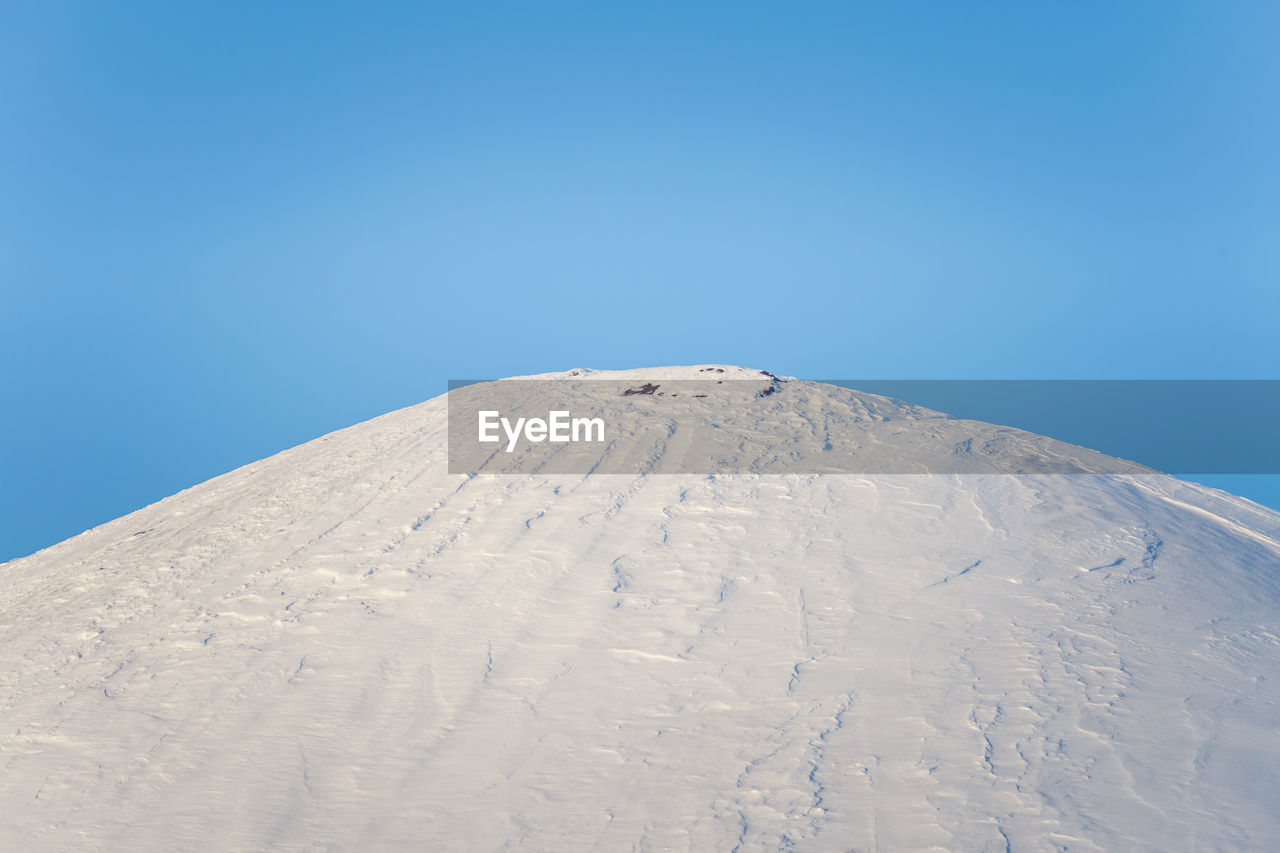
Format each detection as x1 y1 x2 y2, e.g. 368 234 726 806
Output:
3 2 1277 561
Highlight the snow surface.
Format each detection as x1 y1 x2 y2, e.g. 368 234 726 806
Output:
2 366 1279 851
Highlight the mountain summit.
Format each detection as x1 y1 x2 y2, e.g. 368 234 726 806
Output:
3 367 1278 851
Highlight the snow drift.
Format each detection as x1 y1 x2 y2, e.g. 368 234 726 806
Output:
2 367 1278 851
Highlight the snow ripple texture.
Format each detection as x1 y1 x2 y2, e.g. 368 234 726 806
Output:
2 367 1278 852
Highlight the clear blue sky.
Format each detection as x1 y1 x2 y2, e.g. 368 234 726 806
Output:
3 2 1277 561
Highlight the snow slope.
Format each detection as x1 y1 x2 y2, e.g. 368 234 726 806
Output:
2 367 1278 852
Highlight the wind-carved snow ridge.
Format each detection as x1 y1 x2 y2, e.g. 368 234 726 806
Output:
2 365 1279 852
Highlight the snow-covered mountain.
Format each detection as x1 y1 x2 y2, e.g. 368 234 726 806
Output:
3 367 1278 852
